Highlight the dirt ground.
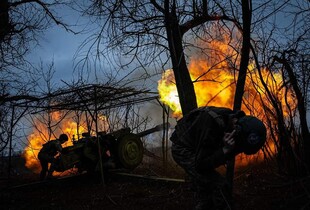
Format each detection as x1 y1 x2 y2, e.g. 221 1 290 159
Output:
1 156 310 210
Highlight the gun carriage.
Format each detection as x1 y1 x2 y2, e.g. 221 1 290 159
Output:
54 124 167 173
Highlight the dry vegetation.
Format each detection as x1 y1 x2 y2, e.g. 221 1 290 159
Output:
1 152 310 210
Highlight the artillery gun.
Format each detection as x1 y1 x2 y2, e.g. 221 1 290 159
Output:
54 123 169 173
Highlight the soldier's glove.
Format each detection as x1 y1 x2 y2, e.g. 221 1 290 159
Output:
223 130 236 155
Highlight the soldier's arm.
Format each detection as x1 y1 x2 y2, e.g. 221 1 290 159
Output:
196 146 228 173
55 141 63 153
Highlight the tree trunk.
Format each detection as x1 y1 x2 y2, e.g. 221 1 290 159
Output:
0 0 10 42
164 2 197 115
227 0 252 195
275 56 310 173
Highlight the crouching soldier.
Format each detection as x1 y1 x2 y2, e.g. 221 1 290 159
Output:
38 134 69 180
170 106 266 210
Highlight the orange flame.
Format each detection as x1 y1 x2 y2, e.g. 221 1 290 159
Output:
158 35 295 167
158 48 295 119
23 112 109 173
158 66 237 118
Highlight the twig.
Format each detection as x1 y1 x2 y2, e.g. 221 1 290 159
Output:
105 194 118 206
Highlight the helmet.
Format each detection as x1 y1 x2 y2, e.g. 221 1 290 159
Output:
59 134 68 143
236 116 266 155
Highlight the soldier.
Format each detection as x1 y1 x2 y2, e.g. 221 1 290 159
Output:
38 134 69 180
170 106 266 210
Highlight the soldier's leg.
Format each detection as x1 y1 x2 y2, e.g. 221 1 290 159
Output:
171 143 212 210
39 159 48 181
43 154 58 179
192 169 234 210
47 158 56 178
193 183 214 210
212 177 233 210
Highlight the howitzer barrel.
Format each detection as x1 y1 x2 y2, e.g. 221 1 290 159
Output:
136 123 170 137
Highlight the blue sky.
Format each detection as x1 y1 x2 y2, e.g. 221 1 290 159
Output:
27 16 89 83
27 21 162 93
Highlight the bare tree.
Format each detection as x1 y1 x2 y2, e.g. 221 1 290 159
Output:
75 0 256 115
0 0 75 156
248 0 310 174
0 0 73 72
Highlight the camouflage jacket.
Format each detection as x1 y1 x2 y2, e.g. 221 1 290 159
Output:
171 106 235 174
39 139 63 157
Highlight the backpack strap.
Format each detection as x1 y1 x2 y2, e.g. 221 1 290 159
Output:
199 107 225 128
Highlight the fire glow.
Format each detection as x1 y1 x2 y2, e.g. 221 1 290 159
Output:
158 36 295 166
158 42 296 120
23 112 109 173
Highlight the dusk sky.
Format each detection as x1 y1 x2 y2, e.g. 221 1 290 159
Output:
26 6 162 92
26 7 95 83
24 2 299 92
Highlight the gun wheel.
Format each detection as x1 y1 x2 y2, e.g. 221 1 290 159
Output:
117 134 143 170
